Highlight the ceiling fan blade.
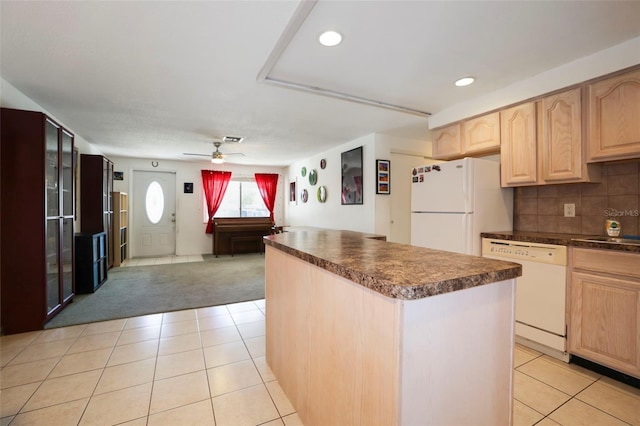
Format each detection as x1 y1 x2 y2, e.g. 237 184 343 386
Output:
222 152 245 157
183 153 210 157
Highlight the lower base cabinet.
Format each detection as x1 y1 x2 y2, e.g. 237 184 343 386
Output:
568 248 640 379
75 232 108 294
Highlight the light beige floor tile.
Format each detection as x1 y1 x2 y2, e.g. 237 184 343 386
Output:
536 418 561 425
212 383 279 426
11 398 88 426
244 335 266 358
512 399 544 426
0 416 14 426
549 397 629 426
513 371 571 415
94 358 156 395
67 331 120 354
124 313 163 330
162 309 196 324
33 325 86 343
157 332 201 356
253 299 265 309
0 382 39 417
282 413 304 426
575 376 640 425
8 338 75 365
207 359 263 397
160 319 198 338
196 305 229 319
231 309 265 325
80 383 152 425
0 358 59 389
0 331 42 351
149 370 210 415
266 380 295 416
253 356 277 382
203 340 250 369
155 257 173 265
237 320 265 340
22 369 102 412
200 326 241 348
117 325 161 346
80 318 127 336
197 313 235 331
155 349 205 380
517 355 600 395
514 344 542 368
107 339 158 366
262 419 285 426
119 417 148 426
48 347 112 378
1 345 23 368
226 301 260 314
147 399 215 426
188 254 204 262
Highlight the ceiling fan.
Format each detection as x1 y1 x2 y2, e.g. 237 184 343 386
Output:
183 141 245 164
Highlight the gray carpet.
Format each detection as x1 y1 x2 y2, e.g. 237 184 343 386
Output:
46 253 265 329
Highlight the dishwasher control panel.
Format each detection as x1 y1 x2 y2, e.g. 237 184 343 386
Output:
481 238 567 266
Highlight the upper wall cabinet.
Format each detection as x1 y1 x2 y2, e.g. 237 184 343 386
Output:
432 112 500 160
587 68 640 162
501 89 601 187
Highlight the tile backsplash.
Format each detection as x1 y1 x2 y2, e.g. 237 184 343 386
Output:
514 160 640 236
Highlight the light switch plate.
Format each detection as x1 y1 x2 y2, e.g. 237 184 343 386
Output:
564 203 576 217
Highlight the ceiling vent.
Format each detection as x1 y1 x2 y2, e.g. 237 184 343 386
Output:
223 136 244 143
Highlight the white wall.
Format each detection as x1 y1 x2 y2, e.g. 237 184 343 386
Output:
110 156 285 256
284 132 432 237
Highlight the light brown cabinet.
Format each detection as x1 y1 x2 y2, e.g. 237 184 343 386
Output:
113 192 128 267
568 248 640 379
501 89 600 187
587 68 640 162
432 112 500 160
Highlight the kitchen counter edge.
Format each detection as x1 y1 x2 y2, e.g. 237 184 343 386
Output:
481 231 640 253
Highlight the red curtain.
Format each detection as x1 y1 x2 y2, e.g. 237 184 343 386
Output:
202 170 232 233
255 173 278 224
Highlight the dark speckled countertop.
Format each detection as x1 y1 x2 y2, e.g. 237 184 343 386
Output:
263 229 522 300
481 231 640 253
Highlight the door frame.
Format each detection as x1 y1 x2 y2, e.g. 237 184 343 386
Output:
129 167 177 258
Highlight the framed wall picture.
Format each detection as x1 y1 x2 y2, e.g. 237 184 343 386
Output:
376 159 390 194
289 179 297 204
341 146 363 205
184 182 193 193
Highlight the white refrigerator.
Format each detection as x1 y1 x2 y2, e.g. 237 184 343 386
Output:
410 157 513 256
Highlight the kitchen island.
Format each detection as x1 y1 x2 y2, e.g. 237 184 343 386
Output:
263 229 522 426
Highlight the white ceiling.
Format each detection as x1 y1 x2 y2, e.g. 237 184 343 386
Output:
2 1 639 166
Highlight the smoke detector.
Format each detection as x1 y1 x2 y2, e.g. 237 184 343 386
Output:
223 136 244 143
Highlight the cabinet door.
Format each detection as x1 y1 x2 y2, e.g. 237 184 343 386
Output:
45 120 60 217
588 68 640 162
569 271 640 378
500 102 537 186
462 112 500 156
540 88 583 182
432 124 462 160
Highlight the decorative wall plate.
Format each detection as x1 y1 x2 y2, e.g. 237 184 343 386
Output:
308 169 318 185
301 167 307 177
317 186 327 203
301 189 308 203
320 158 327 169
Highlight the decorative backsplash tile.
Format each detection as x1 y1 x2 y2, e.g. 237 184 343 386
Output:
514 160 640 236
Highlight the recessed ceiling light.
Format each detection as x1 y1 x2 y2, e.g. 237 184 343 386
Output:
319 30 342 47
455 77 475 87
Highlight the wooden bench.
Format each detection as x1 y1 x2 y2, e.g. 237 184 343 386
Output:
212 217 273 257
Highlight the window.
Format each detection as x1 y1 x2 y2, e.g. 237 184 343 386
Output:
145 181 164 224
203 180 269 221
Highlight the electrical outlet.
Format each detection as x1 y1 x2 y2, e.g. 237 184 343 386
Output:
564 203 576 217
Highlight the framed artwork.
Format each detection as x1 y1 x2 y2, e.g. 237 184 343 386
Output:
113 171 124 181
376 159 390 194
289 179 297 204
341 146 363 205
184 182 193 193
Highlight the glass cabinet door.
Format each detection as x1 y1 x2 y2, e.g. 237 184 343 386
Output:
61 130 74 217
45 120 60 218
46 219 60 314
62 218 74 301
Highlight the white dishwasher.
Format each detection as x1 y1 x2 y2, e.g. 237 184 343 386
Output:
482 238 569 362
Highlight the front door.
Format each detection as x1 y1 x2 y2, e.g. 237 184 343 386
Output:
132 170 176 257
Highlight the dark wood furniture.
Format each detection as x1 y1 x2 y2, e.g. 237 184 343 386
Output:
75 231 108 294
213 217 273 257
80 154 114 268
1 107 75 334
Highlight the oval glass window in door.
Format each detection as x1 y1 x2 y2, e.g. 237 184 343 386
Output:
145 181 164 224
